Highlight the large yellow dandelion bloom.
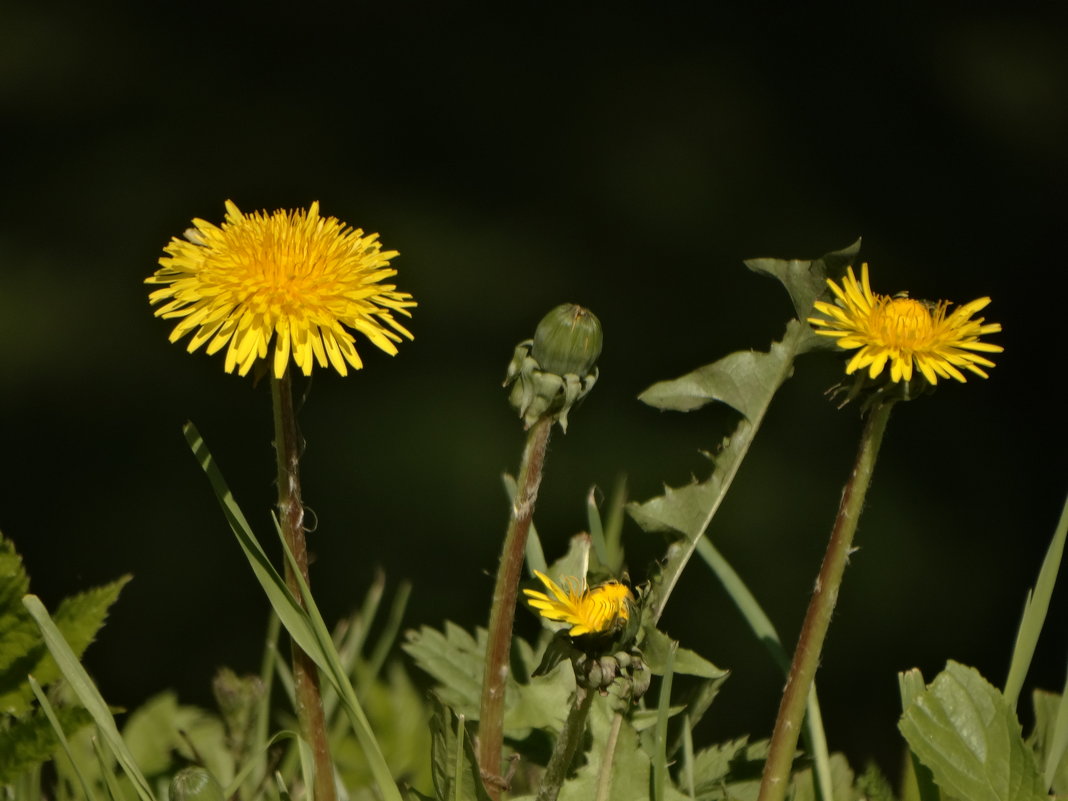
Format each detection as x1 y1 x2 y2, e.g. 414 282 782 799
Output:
146 200 415 378
523 570 633 637
807 263 1003 384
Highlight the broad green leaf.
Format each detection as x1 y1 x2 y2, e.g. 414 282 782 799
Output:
629 242 861 626
898 668 939 801
120 691 230 785
1004 492 1067 709
855 762 898 801
899 661 1047 801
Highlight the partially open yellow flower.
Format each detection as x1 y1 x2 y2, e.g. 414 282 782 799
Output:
523 570 633 637
807 263 1002 384
146 200 415 378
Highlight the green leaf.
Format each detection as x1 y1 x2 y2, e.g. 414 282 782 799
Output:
899 661 1047 801
640 626 728 680
745 238 860 326
428 696 491 801
629 242 861 626
402 624 571 735
182 422 404 801
1029 686 1068 795
0 532 130 717
0 701 93 783
22 594 156 801
690 736 768 801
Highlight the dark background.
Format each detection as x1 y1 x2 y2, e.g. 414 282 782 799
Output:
2 0 1065 781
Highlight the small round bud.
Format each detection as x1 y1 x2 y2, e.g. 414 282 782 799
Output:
170 767 225 801
532 304 602 377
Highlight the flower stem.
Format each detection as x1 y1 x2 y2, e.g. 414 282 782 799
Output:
271 369 337 801
757 400 896 801
535 685 594 801
478 416 553 798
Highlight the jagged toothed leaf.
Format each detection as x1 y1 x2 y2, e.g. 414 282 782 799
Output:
690 736 768 800
0 704 93 783
403 623 483 718
0 532 130 717
629 242 861 625
856 761 899 801
640 626 728 680
403 624 570 734
745 238 860 329
899 661 1047 801
428 695 491 801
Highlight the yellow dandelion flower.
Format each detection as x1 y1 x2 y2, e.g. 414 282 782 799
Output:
523 570 633 637
807 263 1003 384
146 200 415 378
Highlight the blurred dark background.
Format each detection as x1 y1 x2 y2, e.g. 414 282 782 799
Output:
1 0 1065 781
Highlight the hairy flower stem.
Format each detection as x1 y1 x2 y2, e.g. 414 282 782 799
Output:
271 370 337 801
536 685 594 801
757 400 895 801
479 416 553 798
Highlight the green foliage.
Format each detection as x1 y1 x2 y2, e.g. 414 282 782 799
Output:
0 532 129 788
1028 687 1068 795
428 696 491 801
628 242 861 624
0 704 92 784
899 661 1048 801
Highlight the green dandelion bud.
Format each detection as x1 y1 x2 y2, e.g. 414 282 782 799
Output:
170 767 225 801
504 304 602 432
532 304 603 376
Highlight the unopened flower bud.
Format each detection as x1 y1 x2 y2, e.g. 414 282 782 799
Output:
532 304 602 377
504 304 602 432
170 767 225 801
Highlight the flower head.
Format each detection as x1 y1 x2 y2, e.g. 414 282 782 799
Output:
807 263 1002 384
146 200 415 378
523 570 633 637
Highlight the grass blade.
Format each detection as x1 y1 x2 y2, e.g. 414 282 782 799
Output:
183 422 402 801
28 675 99 801
1005 492 1068 709
23 595 155 801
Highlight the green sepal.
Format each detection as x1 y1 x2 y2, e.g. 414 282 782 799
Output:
899 661 1048 801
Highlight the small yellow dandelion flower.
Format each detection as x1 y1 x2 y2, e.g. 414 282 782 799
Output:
807 263 1003 384
523 570 633 637
146 200 415 378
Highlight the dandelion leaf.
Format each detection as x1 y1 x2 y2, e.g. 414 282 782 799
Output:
789 752 858 801
0 704 92 783
640 625 728 680
0 533 130 716
899 661 1047 801
690 736 768 800
629 242 861 622
428 695 491 801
